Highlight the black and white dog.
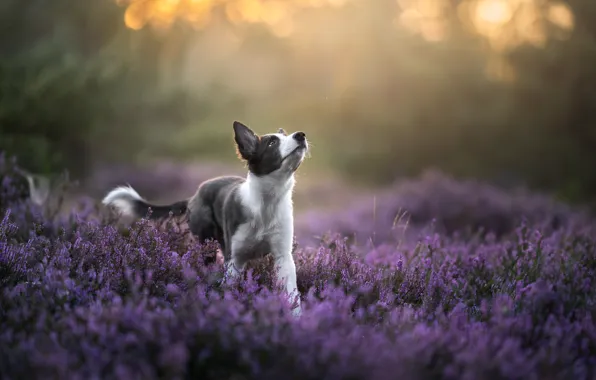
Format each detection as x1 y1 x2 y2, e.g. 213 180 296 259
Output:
102 121 308 316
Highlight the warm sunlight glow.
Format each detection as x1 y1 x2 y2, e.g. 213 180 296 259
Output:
117 0 577 84
394 0 449 42
119 0 350 35
124 1 150 30
420 20 447 42
392 0 576 81
475 0 512 26
547 2 574 30
468 0 573 51
396 0 575 50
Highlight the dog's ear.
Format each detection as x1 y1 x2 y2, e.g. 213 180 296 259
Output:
278 128 287 136
233 121 259 160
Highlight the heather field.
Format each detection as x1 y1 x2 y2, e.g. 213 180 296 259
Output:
5 0 596 378
2 154 596 380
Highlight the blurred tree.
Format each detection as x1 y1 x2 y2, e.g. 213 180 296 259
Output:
0 0 199 178
317 0 596 205
493 0 596 203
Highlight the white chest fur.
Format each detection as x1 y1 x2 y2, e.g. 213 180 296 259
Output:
230 173 301 316
228 174 295 263
239 174 295 236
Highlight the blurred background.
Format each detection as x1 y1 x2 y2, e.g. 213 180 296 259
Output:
1 0 595 211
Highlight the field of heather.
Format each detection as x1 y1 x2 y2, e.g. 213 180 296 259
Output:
2 154 596 380
5 0 596 378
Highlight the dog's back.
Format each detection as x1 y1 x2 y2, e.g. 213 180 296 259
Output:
187 176 245 249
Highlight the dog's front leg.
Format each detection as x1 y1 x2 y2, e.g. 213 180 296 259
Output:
224 233 245 285
223 247 246 285
224 259 243 280
272 236 301 317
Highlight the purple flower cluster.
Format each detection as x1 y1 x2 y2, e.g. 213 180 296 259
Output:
295 170 590 247
2 156 596 379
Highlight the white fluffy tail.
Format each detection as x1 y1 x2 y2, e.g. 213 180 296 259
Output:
102 185 188 219
102 185 144 218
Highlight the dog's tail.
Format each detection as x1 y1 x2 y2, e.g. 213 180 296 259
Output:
102 185 188 220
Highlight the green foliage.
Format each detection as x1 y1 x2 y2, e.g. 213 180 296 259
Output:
0 0 198 178
313 11 596 204
2 45 120 175
1 0 113 176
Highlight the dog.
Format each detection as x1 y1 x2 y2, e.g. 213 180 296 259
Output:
102 121 308 316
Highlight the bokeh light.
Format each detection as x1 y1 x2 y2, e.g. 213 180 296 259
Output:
395 0 449 42
117 0 575 57
118 0 347 35
548 2 574 31
475 0 512 26
393 0 577 52
468 0 574 51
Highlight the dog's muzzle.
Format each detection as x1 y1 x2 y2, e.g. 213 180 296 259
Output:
292 131 308 151
293 132 306 143
281 131 308 162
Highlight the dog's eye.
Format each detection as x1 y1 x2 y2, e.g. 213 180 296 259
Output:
268 140 277 147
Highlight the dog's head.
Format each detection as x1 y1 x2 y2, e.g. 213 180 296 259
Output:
233 121 308 177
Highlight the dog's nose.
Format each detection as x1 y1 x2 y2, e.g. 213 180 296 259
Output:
293 132 306 142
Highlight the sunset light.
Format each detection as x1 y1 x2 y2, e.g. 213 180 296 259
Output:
118 0 347 34
547 2 574 30
475 0 512 26
395 0 449 42
115 0 577 82
391 0 575 55
117 0 576 52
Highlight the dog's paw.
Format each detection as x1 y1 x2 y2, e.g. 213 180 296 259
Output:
291 304 302 318
291 298 302 318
